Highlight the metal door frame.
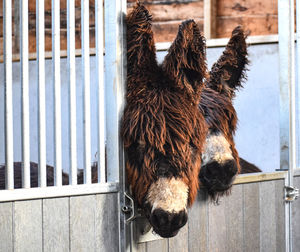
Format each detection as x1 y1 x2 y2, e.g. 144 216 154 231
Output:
278 0 299 251
103 0 131 251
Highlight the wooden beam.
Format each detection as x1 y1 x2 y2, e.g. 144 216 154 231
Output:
204 0 217 39
13 0 20 54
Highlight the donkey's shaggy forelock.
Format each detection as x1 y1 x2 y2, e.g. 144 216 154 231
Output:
122 2 207 237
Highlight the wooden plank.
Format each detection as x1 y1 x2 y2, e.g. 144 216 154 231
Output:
188 190 208 252
216 15 278 38
234 172 286 185
260 181 276 252
14 200 43 252
0 202 13 252
136 243 146 252
127 0 201 4
127 2 204 22
208 196 227 252
43 198 70 252
275 179 286 252
95 193 119 252
243 183 260 252
225 185 243 252
217 0 277 17
292 176 300 250
0 17 3 37
204 0 217 39
146 239 168 252
70 195 96 252
168 219 188 252
152 19 204 43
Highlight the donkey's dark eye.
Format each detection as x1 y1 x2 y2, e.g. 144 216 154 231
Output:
189 142 197 150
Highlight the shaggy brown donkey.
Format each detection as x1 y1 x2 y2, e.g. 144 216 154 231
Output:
122 3 208 237
122 3 262 236
199 26 261 200
199 26 247 199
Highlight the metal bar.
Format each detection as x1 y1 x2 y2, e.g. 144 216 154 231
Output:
278 0 296 175
67 0 77 185
37 0 46 187
4 0 14 190
278 0 296 251
52 0 62 186
105 0 126 183
82 0 91 184
20 0 30 189
0 182 119 203
96 0 106 183
297 0 300 169
104 0 127 251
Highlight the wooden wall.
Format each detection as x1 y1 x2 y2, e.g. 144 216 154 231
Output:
0 0 278 57
128 0 278 42
135 178 287 252
0 0 95 56
0 176 299 251
0 193 119 252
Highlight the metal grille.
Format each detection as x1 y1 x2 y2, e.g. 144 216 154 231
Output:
0 0 126 202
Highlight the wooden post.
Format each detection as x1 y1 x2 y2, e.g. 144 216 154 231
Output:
204 0 217 39
14 0 20 54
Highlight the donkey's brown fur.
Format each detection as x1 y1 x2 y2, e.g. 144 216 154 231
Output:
199 26 250 199
123 3 207 207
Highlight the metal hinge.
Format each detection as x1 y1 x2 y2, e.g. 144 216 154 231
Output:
121 192 139 223
285 186 299 202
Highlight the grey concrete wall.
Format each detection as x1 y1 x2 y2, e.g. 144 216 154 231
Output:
0 43 298 172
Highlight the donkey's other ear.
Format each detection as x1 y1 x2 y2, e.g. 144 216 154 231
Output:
126 2 159 91
209 26 249 98
162 20 207 103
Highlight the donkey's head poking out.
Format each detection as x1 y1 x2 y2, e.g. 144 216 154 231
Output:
122 2 249 237
199 26 249 200
122 3 208 237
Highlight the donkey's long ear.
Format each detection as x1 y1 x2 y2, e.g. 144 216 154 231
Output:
208 26 249 98
162 20 207 102
126 2 159 91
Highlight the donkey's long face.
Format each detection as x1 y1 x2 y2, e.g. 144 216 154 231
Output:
199 26 249 199
122 4 207 237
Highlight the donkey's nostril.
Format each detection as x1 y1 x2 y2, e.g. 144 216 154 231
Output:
150 209 169 228
172 210 188 229
150 209 188 238
223 159 238 176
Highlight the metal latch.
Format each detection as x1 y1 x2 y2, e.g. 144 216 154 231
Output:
122 192 137 223
285 186 299 202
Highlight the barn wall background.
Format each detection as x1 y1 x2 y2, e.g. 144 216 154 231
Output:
0 0 279 56
0 44 283 173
